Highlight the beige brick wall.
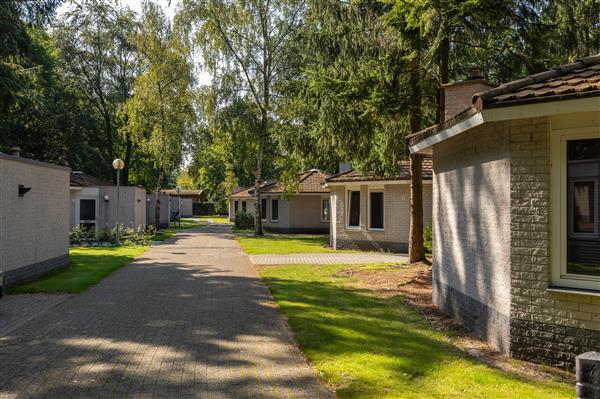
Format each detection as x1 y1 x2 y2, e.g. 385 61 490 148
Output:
443 80 495 120
288 195 329 231
0 156 70 273
100 186 146 229
330 182 432 251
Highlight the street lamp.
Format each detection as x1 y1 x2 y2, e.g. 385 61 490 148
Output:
112 158 125 246
176 186 181 227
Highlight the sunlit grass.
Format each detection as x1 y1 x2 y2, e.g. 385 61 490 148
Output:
10 246 147 294
237 234 355 254
259 264 573 399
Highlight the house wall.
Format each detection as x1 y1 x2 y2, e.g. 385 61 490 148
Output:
330 182 432 253
146 194 171 228
432 121 512 354
0 155 70 286
509 113 600 370
99 186 146 229
179 198 193 217
264 194 328 234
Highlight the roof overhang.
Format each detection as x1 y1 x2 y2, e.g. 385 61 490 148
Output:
409 96 600 154
324 180 432 187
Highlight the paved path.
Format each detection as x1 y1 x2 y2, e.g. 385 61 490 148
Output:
250 252 408 265
0 226 332 399
0 294 69 337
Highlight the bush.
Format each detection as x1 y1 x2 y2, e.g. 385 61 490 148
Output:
70 224 152 246
234 211 254 230
193 202 216 216
424 224 433 253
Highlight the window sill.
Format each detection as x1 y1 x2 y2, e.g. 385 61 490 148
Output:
270 220 279 223
547 286 600 297
368 228 384 232
345 226 361 231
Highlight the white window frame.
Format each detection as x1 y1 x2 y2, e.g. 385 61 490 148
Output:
261 197 268 221
270 198 279 222
346 189 361 229
368 189 385 231
321 196 331 223
551 128 600 291
234 200 239 213
76 197 98 228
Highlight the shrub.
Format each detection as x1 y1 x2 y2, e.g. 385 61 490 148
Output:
70 224 152 246
424 224 433 253
234 211 254 230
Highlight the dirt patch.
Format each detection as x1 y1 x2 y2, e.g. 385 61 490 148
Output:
343 263 575 384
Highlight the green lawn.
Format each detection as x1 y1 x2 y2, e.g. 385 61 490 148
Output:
237 234 350 255
10 246 147 294
198 215 232 224
259 264 572 399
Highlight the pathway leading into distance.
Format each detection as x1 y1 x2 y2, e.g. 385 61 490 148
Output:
250 252 408 265
0 225 332 399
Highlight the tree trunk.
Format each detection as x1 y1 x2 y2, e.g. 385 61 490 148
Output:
123 135 133 186
253 108 268 236
408 46 426 264
437 35 449 124
154 165 164 230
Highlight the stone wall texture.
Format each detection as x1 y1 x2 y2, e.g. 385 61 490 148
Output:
0 154 70 286
330 182 432 253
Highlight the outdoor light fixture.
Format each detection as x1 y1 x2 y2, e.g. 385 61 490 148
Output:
103 194 110 202
147 197 151 203
112 158 125 246
18 184 31 197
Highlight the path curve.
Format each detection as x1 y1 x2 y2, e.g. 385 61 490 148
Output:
0 226 332 399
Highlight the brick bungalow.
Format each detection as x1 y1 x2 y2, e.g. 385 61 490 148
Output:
0 148 70 286
324 159 433 252
70 171 147 230
409 55 600 369
228 169 332 233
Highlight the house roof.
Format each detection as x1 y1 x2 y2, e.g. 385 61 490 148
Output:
325 157 433 183
229 169 332 198
70 171 114 187
409 55 600 149
161 189 204 197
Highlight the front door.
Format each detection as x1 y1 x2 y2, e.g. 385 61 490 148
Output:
79 198 97 229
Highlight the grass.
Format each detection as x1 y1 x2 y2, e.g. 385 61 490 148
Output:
237 234 353 255
198 215 232 224
259 263 573 399
10 246 147 294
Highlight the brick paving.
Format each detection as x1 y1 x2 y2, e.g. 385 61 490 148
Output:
0 294 69 337
0 225 332 399
250 252 408 265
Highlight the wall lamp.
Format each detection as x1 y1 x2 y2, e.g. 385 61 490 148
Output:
103 194 110 202
18 185 31 197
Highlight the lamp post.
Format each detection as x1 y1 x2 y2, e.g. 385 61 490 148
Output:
176 186 181 227
112 158 125 246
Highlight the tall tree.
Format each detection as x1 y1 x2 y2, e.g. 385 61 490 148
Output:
124 2 194 229
182 0 306 235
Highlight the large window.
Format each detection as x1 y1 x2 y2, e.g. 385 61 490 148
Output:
567 138 600 278
321 198 330 222
271 199 279 221
79 199 96 229
234 200 239 213
347 190 361 228
552 134 600 291
369 191 384 230
242 201 247 212
261 198 268 221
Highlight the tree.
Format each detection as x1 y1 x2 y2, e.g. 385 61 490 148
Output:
182 0 306 235
52 0 139 183
124 2 194 229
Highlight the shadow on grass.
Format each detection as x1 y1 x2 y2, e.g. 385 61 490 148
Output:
260 270 573 399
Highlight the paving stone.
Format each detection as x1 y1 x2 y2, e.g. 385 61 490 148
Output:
250 252 408 265
0 225 332 399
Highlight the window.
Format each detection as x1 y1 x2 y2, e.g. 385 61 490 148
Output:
79 199 96 229
369 191 384 230
552 134 600 290
261 198 268 221
347 190 361 228
242 201 247 212
271 199 279 221
321 198 330 222
234 200 239 213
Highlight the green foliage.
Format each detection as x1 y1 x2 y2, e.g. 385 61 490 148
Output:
423 224 432 253
234 211 255 230
69 225 153 246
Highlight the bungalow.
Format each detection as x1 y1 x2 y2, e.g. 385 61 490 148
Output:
228 169 332 233
409 55 600 369
146 193 171 228
324 160 433 253
70 171 146 230
0 148 70 286
161 188 204 217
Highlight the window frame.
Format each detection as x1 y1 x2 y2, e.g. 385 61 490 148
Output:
261 198 268 221
241 201 247 213
368 189 385 231
234 200 239 213
346 189 361 229
551 129 600 291
321 196 331 223
271 198 279 222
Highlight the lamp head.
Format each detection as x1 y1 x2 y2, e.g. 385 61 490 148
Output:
112 158 125 170
103 194 110 202
176 186 181 193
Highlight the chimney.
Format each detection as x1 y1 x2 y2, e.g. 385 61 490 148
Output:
339 162 352 173
10 146 21 157
443 73 495 121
